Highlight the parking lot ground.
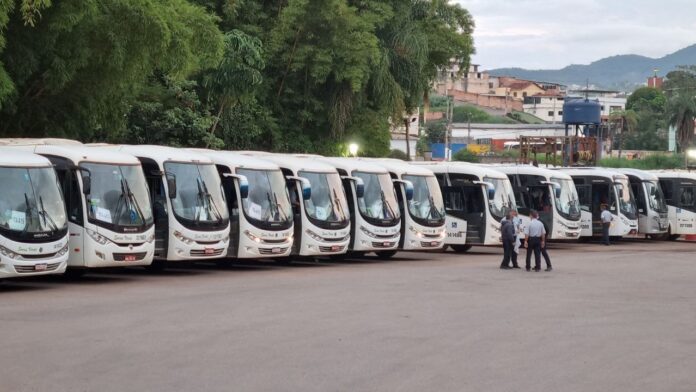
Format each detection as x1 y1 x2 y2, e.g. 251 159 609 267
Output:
1 240 696 392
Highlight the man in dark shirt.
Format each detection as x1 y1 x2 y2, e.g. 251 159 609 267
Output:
500 211 519 269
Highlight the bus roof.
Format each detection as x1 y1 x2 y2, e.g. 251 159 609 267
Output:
189 149 281 171
615 168 660 182
311 157 390 174
0 148 54 168
558 167 629 180
103 145 213 166
7 144 141 165
488 164 573 180
649 170 696 181
361 158 435 178
410 161 508 180
251 154 339 174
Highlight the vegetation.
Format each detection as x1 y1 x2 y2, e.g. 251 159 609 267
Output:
599 154 684 170
0 0 475 155
451 148 478 162
452 105 517 124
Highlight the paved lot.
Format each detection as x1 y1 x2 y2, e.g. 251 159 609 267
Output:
1 240 695 392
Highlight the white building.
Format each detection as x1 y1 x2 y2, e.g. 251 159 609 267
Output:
523 95 566 123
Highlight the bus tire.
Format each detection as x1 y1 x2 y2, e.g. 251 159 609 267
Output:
669 234 680 241
375 250 398 259
146 260 167 271
450 245 472 253
63 268 86 279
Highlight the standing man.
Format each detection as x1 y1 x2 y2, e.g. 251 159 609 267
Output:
524 210 546 272
600 204 613 245
500 212 519 269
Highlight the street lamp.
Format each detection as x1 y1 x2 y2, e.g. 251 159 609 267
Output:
348 143 359 157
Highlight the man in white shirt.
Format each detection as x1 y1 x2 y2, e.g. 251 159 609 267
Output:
600 204 613 245
524 210 547 271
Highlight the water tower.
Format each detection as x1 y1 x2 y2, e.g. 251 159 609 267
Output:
562 98 601 166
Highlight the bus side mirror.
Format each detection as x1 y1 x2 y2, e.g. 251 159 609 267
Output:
81 175 91 195
341 176 364 198
300 178 312 200
554 185 561 199
223 173 249 199
393 179 414 201
474 180 495 200
167 177 177 199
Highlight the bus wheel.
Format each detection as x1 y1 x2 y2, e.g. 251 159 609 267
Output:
63 268 86 279
273 257 293 265
669 234 681 241
450 245 472 253
375 250 397 260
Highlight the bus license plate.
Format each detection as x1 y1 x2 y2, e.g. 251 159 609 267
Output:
205 248 215 255
272 247 282 254
430 241 439 247
331 245 341 252
35 263 47 271
124 255 137 262
383 241 391 247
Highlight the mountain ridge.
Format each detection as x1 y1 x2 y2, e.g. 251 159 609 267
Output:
488 44 696 90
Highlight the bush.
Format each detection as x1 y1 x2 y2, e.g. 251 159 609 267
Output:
599 154 684 170
388 149 409 160
452 148 479 163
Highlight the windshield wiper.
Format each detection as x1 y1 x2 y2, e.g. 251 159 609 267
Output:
265 191 287 223
380 190 397 220
196 177 223 224
121 177 147 226
22 193 35 234
427 194 443 220
38 196 59 231
332 188 346 221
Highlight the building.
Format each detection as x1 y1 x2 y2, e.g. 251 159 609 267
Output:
434 63 494 95
567 89 626 117
523 95 566 123
647 75 663 89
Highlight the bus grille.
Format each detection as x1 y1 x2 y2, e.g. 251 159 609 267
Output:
14 262 62 273
113 252 148 261
319 245 346 253
190 249 225 257
20 252 58 260
259 247 289 255
372 241 396 248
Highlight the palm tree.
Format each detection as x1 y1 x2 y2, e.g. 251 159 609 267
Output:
608 109 638 159
666 94 696 156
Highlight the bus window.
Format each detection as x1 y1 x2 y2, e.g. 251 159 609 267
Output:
680 187 695 209
660 180 674 204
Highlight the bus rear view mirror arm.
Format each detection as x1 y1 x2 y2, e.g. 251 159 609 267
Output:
287 176 312 200
393 179 414 201
341 176 364 198
223 173 249 199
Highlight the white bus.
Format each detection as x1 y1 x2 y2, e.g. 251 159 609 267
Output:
413 162 515 251
313 157 401 259
367 159 446 254
249 154 351 257
9 144 155 275
494 165 582 240
616 169 668 238
560 168 638 238
652 171 696 240
0 149 69 278
113 145 230 263
192 150 294 258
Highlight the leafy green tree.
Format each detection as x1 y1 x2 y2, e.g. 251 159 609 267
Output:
452 148 479 163
0 0 223 138
609 109 638 158
626 87 666 112
666 93 696 153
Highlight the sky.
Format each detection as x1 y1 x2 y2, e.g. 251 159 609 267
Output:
454 0 696 70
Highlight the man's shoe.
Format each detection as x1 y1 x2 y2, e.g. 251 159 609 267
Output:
525 268 531 271
500 266 512 270
533 268 541 272
512 266 521 269
545 267 553 272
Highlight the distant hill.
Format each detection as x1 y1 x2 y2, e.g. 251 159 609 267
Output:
488 44 696 90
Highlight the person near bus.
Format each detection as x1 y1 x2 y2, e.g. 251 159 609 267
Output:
524 210 546 272
600 204 613 245
500 212 519 269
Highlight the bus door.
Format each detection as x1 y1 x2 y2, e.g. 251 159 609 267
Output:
140 159 168 259
217 165 240 257
444 175 485 244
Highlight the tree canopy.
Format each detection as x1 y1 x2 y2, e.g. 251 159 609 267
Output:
0 0 475 156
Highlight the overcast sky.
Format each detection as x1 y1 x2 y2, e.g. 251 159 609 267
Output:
454 0 696 70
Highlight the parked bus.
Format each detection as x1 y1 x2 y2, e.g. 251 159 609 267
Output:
367 159 446 255
560 168 638 238
0 149 69 278
249 154 351 257
113 145 230 263
413 162 515 251
193 150 294 258
616 169 668 238
313 157 401 259
494 165 582 240
6 143 155 275
651 171 696 240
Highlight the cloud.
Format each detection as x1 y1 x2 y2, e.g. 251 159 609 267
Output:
454 0 696 69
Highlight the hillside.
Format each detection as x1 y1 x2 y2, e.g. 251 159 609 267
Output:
489 44 696 89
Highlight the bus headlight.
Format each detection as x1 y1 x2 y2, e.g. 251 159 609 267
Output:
57 244 69 257
86 228 111 245
408 226 424 238
244 230 262 243
173 230 195 245
0 245 19 259
305 229 323 241
146 232 156 243
360 226 378 238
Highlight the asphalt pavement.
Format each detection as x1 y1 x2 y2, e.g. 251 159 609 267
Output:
1 240 695 392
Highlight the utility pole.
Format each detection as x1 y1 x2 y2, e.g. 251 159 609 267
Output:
445 95 454 161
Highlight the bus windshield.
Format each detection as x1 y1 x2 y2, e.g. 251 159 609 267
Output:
237 168 292 225
353 171 400 222
551 177 581 220
614 178 637 220
165 162 229 225
299 171 349 224
81 163 153 230
484 176 514 221
403 174 445 223
644 180 668 213
0 166 67 235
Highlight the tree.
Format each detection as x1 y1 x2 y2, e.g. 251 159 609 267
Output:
666 93 696 153
0 0 223 138
626 87 666 112
609 110 638 159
